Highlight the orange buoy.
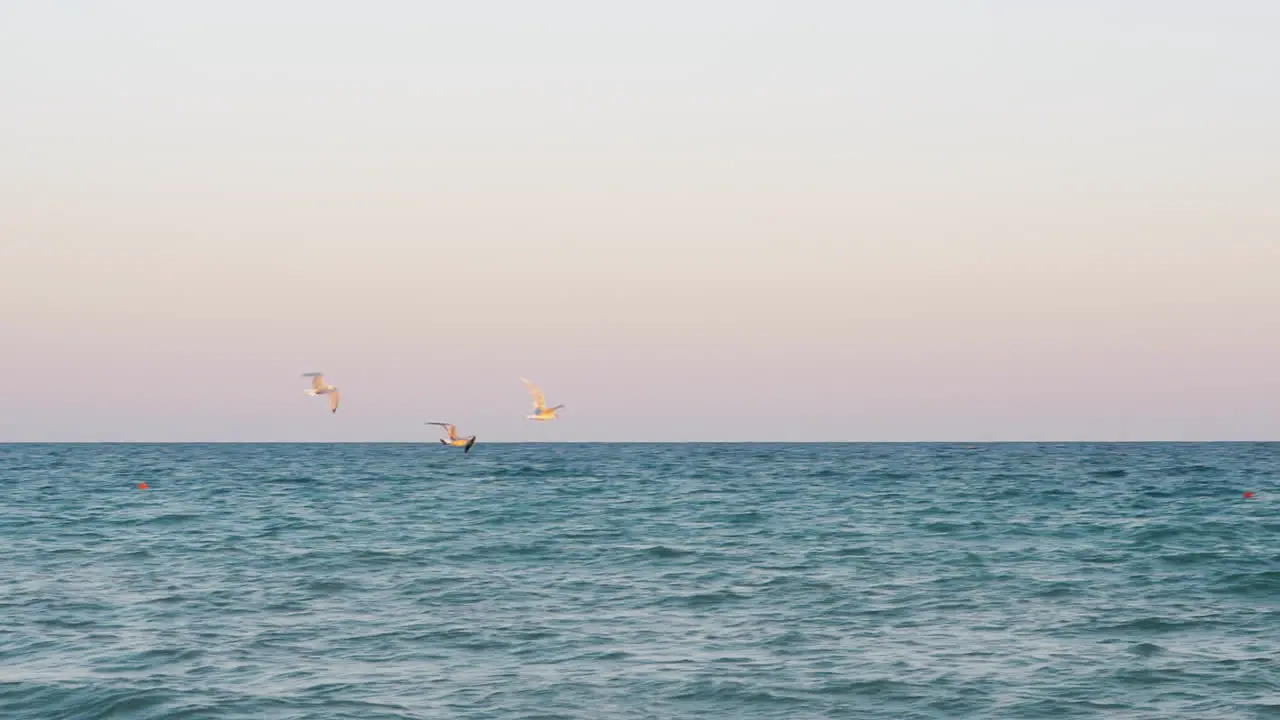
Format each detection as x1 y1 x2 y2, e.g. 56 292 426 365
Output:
1243 491 1254 499
138 482 149 490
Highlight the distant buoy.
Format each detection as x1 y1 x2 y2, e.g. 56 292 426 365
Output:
138 482 149 490
1243 491 1254 499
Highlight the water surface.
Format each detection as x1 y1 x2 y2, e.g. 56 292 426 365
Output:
1 443 1277 718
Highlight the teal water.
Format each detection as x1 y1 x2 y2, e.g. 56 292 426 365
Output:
1 443 1277 719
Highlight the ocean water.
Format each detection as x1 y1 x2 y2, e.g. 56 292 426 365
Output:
1 443 1277 720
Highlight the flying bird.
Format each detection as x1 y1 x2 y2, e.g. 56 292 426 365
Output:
301 372 340 413
521 377 563 421
426 422 477 452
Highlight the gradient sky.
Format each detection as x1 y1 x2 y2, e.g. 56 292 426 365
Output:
2 1 1278 441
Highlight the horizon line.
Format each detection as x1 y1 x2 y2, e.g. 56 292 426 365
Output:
1 440 1277 445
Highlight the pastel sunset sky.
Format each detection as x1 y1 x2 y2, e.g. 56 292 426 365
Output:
1 1 1277 441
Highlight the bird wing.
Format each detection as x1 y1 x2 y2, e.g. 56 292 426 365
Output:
426 422 457 439
521 378 546 411
328 390 340 413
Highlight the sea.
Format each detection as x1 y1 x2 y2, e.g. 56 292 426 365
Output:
1 442 1276 719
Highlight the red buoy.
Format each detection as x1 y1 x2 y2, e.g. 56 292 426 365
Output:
138 482 149 490
1243 491 1254 499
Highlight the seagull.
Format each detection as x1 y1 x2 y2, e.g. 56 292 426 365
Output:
426 422 477 452
521 377 564 421
301 372 340 413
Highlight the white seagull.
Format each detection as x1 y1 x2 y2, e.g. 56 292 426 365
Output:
426 422 477 453
301 372 340 413
521 377 563 421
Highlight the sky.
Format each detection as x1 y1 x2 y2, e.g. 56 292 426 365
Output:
1 0 1278 442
